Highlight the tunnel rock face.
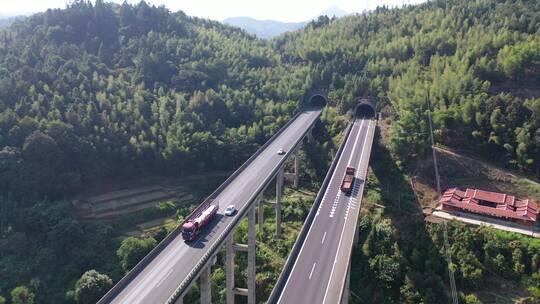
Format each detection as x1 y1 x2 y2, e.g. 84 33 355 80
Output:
355 102 375 118
309 94 327 107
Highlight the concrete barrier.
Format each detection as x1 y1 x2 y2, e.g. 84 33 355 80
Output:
166 107 323 303
267 120 354 303
98 107 322 304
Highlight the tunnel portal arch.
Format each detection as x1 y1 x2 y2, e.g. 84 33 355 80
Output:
355 100 376 118
308 94 327 108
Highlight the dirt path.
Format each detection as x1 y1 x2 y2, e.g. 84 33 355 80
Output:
74 172 229 219
411 146 540 211
434 146 540 186
73 171 231 201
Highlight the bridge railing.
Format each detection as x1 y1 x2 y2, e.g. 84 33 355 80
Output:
98 107 319 304
267 119 354 303
166 107 321 303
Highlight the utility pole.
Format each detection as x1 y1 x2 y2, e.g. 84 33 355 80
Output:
426 87 458 304
443 221 459 304
426 92 441 197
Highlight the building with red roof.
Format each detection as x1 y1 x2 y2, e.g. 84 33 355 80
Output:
440 188 539 227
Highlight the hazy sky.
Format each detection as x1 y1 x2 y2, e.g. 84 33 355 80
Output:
0 0 426 22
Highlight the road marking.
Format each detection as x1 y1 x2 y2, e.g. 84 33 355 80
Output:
329 191 341 218
156 268 174 287
309 262 317 280
322 232 327 244
322 119 374 304
346 119 365 166
330 119 365 219
278 120 361 303
115 112 321 304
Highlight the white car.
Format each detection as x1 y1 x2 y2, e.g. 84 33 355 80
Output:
277 148 286 155
224 205 237 216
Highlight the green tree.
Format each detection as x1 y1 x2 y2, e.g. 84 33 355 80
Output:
528 271 540 303
117 236 157 272
368 253 401 289
399 274 423 304
10 286 34 304
463 294 483 304
74 270 113 304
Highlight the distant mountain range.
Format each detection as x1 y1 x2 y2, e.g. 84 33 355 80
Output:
223 17 307 39
0 16 26 28
223 6 350 38
319 6 350 18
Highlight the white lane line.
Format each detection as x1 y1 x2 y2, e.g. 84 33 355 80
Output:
322 119 374 304
118 237 188 303
346 119 366 166
322 232 327 244
278 120 360 303
118 112 320 304
309 262 317 280
330 119 365 218
329 190 341 218
156 268 174 287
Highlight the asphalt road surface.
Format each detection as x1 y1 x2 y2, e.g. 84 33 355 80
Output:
277 117 376 304
106 108 321 304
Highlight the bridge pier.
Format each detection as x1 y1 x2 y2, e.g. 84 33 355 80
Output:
225 203 257 304
354 223 360 245
257 194 264 231
276 166 284 238
293 148 300 187
284 147 300 188
248 203 256 304
174 295 183 304
307 127 313 143
200 265 212 304
342 261 351 304
226 234 235 304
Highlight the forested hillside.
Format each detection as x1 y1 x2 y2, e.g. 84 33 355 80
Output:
275 0 540 172
0 0 323 205
1 0 540 303
275 1 540 302
0 2 328 303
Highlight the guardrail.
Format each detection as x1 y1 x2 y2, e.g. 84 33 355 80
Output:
166 107 322 303
334 119 376 303
267 119 354 303
98 107 321 304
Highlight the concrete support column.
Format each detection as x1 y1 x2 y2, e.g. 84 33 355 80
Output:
342 261 351 304
276 167 284 238
174 296 183 304
307 127 313 143
247 204 257 304
257 195 264 231
293 148 300 188
200 265 212 304
354 223 360 245
226 234 235 304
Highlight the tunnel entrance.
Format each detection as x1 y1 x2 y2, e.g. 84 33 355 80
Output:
309 94 327 107
356 103 375 118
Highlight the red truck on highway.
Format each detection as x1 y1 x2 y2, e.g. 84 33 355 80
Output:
181 204 218 241
341 166 356 193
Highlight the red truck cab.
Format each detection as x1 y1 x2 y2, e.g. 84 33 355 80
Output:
182 204 218 241
341 166 356 193
181 222 197 241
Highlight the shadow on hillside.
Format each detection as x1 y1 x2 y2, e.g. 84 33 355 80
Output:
350 129 450 303
303 118 337 183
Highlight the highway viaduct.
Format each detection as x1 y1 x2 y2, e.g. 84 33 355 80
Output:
98 94 377 304
99 93 325 304
269 98 377 304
